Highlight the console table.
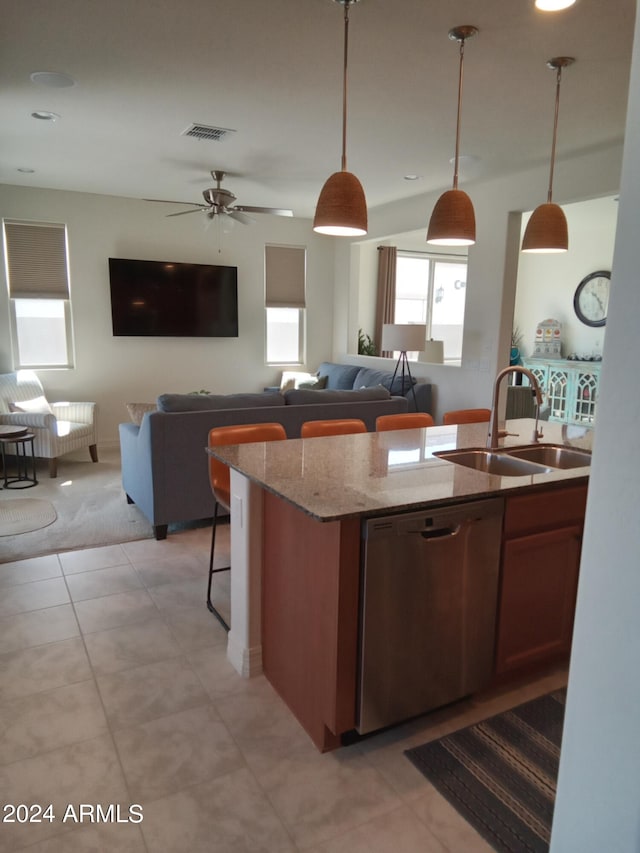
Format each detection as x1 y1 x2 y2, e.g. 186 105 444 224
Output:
522 358 601 426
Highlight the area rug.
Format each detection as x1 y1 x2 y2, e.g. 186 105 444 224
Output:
0 498 57 535
405 689 566 853
0 446 154 563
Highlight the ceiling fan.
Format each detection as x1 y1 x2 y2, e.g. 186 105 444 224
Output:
146 170 294 224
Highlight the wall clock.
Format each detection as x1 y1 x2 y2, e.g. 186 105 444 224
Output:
573 270 610 327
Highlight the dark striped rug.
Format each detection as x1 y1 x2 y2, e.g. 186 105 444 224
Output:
405 689 566 853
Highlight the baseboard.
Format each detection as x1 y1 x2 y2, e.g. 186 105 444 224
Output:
227 632 263 678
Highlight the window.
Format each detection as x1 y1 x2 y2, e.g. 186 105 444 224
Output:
3 220 74 369
395 252 467 363
265 245 306 365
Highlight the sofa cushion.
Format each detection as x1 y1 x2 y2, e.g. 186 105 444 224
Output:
354 366 416 396
157 392 285 412
316 362 361 390
284 386 391 405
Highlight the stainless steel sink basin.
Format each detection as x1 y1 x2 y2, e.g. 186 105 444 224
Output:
434 448 554 476
505 444 592 469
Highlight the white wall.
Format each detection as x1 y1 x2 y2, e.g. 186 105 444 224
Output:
550 1 640 848
337 143 624 422
0 185 335 443
515 195 618 360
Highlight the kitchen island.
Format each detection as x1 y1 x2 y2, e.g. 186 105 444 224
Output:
210 418 592 750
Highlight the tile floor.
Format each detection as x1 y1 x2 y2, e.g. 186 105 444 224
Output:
0 525 568 852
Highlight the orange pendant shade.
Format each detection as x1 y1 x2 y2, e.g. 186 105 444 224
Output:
522 202 568 253
313 170 368 236
427 189 476 246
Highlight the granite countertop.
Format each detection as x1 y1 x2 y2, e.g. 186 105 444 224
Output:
208 418 593 522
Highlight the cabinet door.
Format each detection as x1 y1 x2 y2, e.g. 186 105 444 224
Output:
572 368 599 425
495 525 582 675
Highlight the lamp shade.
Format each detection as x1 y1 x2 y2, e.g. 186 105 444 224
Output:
521 202 568 253
381 323 427 352
313 171 368 236
419 339 445 363
535 0 576 9
427 189 476 246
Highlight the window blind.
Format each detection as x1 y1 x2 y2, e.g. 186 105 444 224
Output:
265 245 306 308
4 221 70 299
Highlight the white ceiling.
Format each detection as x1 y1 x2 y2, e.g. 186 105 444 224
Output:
0 0 635 220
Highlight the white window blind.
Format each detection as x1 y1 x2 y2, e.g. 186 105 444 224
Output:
4 221 70 299
265 245 306 308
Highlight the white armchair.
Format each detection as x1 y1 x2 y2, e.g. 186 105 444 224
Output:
0 370 98 478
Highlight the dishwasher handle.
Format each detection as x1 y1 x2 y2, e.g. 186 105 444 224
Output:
420 525 462 540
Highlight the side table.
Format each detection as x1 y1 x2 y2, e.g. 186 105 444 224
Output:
0 427 38 489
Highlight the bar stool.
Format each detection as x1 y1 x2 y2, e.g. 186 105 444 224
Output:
207 422 287 630
442 408 491 425
376 412 434 431
300 418 367 438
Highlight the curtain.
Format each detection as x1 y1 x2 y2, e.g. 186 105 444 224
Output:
374 245 397 357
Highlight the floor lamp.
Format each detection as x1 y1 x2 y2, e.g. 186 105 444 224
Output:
382 323 427 411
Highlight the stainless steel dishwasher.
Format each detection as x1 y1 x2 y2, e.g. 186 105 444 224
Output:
357 497 504 734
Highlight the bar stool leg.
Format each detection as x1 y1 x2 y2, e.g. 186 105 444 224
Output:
206 501 231 632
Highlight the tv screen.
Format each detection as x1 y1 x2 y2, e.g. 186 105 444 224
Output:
108 257 238 337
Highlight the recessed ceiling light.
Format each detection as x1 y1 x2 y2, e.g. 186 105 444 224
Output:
535 0 577 10
30 71 76 88
31 111 60 121
404 174 421 181
17 168 35 173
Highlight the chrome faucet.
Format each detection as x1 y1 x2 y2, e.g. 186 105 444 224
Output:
487 366 544 449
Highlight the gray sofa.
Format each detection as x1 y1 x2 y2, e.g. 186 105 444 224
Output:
316 362 432 413
119 382 417 539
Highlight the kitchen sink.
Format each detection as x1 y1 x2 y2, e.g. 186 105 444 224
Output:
504 444 592 469
434 448 555 476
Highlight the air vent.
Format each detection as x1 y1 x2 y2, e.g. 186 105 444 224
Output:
182 123 235 142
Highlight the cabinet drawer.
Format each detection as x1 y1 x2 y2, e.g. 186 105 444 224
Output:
503 484 588 537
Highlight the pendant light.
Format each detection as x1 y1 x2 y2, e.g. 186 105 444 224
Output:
535 0 577 10
313 0 368 236
522 57 574 253
427 25 478 246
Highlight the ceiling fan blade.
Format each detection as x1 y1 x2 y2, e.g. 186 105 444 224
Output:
166 207 208 217
233 205 294 217
227 210 253 225
144 198 208 206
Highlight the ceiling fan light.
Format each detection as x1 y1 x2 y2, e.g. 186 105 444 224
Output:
521 202 568 252
313 171 368 236
427 189 476 245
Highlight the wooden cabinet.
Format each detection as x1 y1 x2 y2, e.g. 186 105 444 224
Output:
522 357 601 426
494 483 588 677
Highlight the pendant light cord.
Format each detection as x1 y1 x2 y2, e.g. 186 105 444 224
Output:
452 37 466 191
341 1 351 172
547 65 563 203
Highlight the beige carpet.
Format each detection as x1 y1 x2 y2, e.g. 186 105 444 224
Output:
0 498 57 536
0 446 154 563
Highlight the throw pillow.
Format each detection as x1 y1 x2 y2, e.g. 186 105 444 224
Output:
125 402 157 426
279 371 318 394
298 376 328 390
9 395 54 415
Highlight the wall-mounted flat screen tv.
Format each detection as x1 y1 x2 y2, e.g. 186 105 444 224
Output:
108 257 238 337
